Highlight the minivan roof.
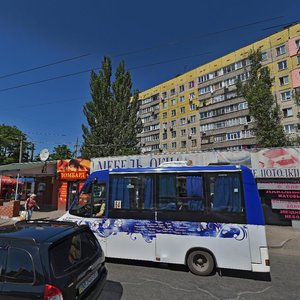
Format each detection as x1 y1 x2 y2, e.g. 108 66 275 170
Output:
0 220 81 244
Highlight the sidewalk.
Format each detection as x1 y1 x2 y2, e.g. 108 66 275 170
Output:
266 225 300 256
0 211 299 256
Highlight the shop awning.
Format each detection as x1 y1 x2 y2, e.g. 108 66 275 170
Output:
0 161 57 177
0 175 18 185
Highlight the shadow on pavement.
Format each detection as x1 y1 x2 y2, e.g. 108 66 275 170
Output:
99 280 123 300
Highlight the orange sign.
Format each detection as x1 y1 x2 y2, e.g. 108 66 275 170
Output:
58 182 68 205
57 159 90 173
60 171 88 180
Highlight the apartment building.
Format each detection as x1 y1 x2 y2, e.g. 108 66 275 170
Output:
138 23 300 154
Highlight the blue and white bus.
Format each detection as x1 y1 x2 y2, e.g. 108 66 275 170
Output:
59 164 270 276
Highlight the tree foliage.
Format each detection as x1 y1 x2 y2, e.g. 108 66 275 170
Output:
81 56 142 158
0 124 31 165
236 50 288 148
49 144 73 160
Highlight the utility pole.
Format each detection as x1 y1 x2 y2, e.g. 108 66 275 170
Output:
73 138 80 158
19 135 23 163
15 135 23 201
30 143 35 162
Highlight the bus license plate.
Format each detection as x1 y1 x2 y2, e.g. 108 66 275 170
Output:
78 271 98 294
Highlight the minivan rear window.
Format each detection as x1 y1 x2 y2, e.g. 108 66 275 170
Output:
50 231 98 277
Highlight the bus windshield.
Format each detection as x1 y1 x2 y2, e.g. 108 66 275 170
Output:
70 181 106 218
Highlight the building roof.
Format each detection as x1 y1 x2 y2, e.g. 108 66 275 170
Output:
0 161 57 176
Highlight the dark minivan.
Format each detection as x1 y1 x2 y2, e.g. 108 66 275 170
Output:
0 220 107 299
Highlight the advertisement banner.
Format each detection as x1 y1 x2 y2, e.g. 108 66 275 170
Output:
57 159 90 180
251 148 300 178
91 151 252 172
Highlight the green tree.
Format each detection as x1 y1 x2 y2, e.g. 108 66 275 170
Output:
0 124 31 165
236 50 288 147
49 144 72 160
81 56 142 158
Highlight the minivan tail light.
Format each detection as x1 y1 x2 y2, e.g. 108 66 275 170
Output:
44 284 63 300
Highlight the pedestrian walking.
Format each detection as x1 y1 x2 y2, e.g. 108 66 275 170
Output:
25 194 40 220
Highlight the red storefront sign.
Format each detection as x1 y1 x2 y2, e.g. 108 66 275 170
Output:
59 171 88 180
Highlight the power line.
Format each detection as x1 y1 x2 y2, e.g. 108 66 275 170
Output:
0 16 288 94
111 16 284 58
130 52 211 70
0 53 91 80
0 96 87 111
0 52 211 93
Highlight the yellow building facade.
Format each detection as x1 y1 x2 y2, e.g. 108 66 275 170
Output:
138 23 300 153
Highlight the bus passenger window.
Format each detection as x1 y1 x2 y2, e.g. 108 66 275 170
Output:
110 175 153 210
158 175 177 210
210 175 243 213
177 176 204 211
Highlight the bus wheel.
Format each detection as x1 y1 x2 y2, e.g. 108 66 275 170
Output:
187 250 214 276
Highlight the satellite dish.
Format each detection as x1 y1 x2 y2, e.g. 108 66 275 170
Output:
39 148 49 162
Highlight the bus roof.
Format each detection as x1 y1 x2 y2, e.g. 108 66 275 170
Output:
92 164 249 175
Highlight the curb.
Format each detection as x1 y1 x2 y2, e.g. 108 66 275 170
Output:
268 238 293 249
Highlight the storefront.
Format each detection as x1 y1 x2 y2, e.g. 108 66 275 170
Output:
56 159 90 210
0 161 58 210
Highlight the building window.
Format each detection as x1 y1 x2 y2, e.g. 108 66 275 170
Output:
284 124 297 133
190 104 196 111
297 55 300 64
191 127 196 135
171 131 176 138
189 92 195 101
171 120 176 127
190 115 196 123
261 52 268 61
227 132 240 140
179 95 185 102
179 85 185 93
180 118 186 125
171 99 176 106
279 76 289 86
171 109 176 117
277 60 287 71
162 143 168 149
191 139 197 147
162 112 167 119
283 108 293 117
162 132 167 140
170 88 176 95
276 45 286 56
181 129 186 136
162 91 167 99
189 81 195 88
162 101 167 108
181 141 186 148
171 142 177 149
295 39 300 49
180 107 185 114
280 91 292 101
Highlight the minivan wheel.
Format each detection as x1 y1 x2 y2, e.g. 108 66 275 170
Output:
187 250 214 276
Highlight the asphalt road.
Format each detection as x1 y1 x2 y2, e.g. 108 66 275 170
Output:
99 252 300 300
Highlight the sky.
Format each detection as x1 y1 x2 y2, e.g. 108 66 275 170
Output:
0 0 299 157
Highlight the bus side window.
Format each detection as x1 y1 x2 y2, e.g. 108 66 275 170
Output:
110 175 154 210
158 175 177 210
210 175 243 213
176 175 204 211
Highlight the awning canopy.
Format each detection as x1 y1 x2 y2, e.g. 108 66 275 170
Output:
0 161 57 177
0 175 19 185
